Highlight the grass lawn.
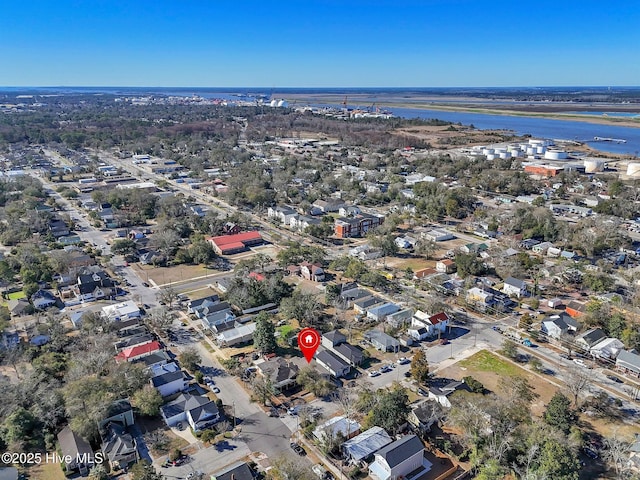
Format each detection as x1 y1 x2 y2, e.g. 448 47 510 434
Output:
458 350 521 377
277 324 294 339
29 462 66 480
7 290 26 300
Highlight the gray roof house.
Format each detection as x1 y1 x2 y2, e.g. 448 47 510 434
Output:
429 380 471 408
364 330 400 353
541 317 569 339
151 370 188 397
322 330 347 349
316 349 351 378
161 393 220 431
502 277 527 298
257 357 299 392
366 303 401 322
334 342 364 366
211 461 255 480
616 350 640 377
354 295 384 314
57 426 95 475
368 435 431 480
386 308 414 328
101 422 137 470
342 426 393 464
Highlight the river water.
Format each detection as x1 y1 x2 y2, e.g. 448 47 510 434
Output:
387 106 640 156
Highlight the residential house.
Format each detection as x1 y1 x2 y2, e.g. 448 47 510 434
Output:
216 322 256 347
590 338 624 360
338 205 361 217
268 205 297 225
322 330 347 349
460 242 488 255
289 214 321 232
99 399 135 430
367 303 401 322
300 262 325 282
134 350 172 369
187 294 221 315
223 222 241 235
436 259 456 274
313 416 361 442
102 300 140 321
386 308 413 328
313 199 345 214
353 296 384 314
565 300 586 318
151 369 188 397
411 311 450 337
576 328 607 350
407 326 428 341
161 393 220 431
114 333 154 352
502 277 528 298
57 426 95 475
342 426 392 464
74 270 115 302
413 268 437 280
364 330 400 353
7 299 30 317
101 422 137 471
316 349 351 378
408 401 441 434
428 380 471 408
616 350 640 377
541 317 569 339
368 435 431 480
115 341 162 363
466 287 494 307
532 241 554 255
31 289 57 310
256 357 299 393
334 213 385 238
210 461 255 480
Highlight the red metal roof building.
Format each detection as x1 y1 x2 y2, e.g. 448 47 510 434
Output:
115 341 162 363
207 231 263 255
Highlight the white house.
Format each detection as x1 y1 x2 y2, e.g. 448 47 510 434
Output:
102 301 141 321
368 435 431 480
151 370 188 397
590 338 624 360
502 277 527 298
160 393 220 432
316 350 351 378
411 311 449 337
313 416 361 442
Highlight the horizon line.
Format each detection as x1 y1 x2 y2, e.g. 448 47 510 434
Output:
2 85 639 90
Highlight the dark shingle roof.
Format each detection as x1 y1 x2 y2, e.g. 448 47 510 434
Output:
375 435 424 468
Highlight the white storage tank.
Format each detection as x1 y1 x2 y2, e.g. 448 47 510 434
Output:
482 148 494 155
499 151 512 159
544 150 568 160
509 149 521 158
536 146 546 154
584 159 604 173
486 154 496 160
277 99 288 108
526 147 536 156
627 163 640 177
270 99 278 107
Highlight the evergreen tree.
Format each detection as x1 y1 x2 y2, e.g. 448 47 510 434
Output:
254 311 277 354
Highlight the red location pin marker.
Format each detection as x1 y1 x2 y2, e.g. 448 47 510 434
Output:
298 328 321 363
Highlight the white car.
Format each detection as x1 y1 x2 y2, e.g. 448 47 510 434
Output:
368 370 380 377
573 358 587 367
398 357 410 365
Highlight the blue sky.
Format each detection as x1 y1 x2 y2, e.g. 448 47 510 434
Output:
1 0 638 87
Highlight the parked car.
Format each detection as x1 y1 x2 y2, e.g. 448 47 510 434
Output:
368 370 380 377
606 375 623 383
398 357 410 365
290 442 306 456
573 358 587 367
583 447 598 459
142 282 150 287
312 464 328 479
417 388 428 396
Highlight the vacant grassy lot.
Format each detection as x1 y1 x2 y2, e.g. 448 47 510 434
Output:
29 461 66 480
459 349 521 377
137 264 210 287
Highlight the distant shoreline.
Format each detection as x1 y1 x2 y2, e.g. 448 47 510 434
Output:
282 94 640 129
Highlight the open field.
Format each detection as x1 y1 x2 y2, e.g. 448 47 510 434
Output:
443 349 557 416
135 263 211 287
29 461 66 480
